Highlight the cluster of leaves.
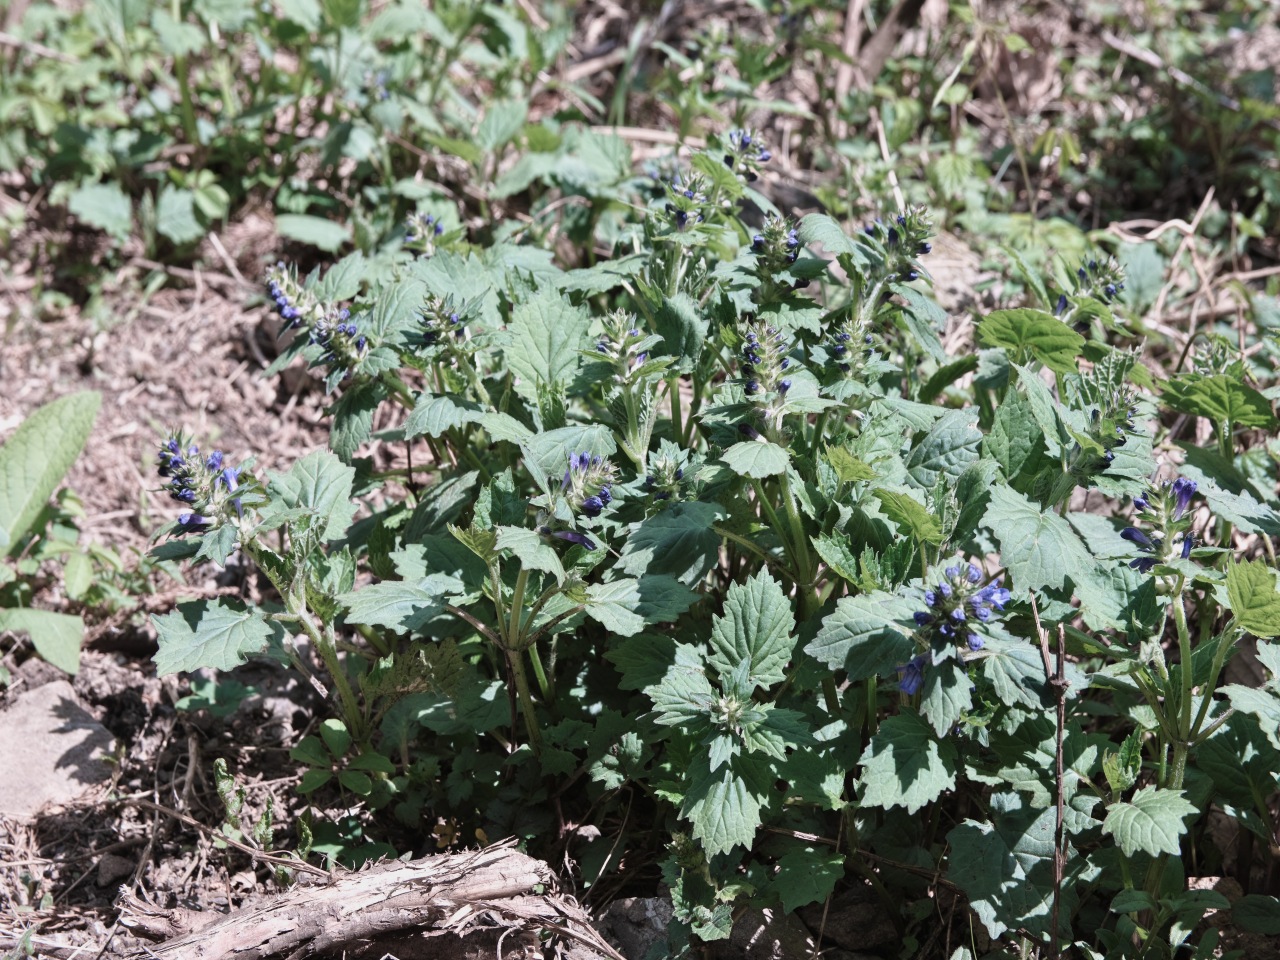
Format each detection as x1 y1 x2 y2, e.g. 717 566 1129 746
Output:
146 118 1280 958
1 0 575 258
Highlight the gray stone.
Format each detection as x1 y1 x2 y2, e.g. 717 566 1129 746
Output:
0 680 116 817
597 897 673 960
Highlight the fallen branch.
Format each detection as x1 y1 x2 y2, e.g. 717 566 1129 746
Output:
118 841 624 960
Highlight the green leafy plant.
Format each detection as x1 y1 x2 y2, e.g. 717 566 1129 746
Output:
0 391 101 678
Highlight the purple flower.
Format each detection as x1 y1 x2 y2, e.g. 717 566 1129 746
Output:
1171 478 1197 520
551 530 596 551
966 634 984 652
897 655 927 696
582 495 604 518
1181 535 1194 560
1120 527 1155 551
1130 557 1159 573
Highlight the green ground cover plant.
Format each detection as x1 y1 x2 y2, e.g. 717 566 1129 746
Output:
3 0 1280 957
144 124 1280 957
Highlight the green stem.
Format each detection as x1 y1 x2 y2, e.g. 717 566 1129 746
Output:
750 479 797 577
1168 586 1194 791
507 567 531 648
507 649 542 756
528 642 553 700
778 471 815 617
668 376 683 442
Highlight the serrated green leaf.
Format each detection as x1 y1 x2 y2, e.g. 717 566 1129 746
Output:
68 182 132 240
720 440 790 479
505 290 590 400
983 484 1094 591
261 450 357 542
825 444 878 482
978 309 1085 374
1102 786 1197 857
947 795 1084 940
0 609 84 675
647 643 716 724
707 571 794 690
805 592 917 680
772 846 847 913
156 186 204 244
859 711 957 813
151 599 280 675
905 409 982 488
920 658 972 737
874 489 944 544
0 391 100 553
681 756 770 857
475 99 527 152
1226 559 1280 638
496 525 566 581
404 393 485 440
583 579 646 636
619 502 725 585
337 574 462 632
1162 373 1277 429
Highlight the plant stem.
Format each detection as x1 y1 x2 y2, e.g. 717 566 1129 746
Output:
507 567 530 648
507 649 542 756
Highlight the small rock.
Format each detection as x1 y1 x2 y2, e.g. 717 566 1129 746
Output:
709 907 815 960
97 853 135 886
0 680 116 817
597 897 673 960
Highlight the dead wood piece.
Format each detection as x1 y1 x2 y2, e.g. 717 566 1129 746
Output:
121 843 623 960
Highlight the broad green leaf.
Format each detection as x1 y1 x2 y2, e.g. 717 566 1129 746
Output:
920 658 972 737
647 643 716 724
796 213 863 259
948 795 1084 940
805 591 917 681
329 381 385 463
825 444 878 482
0 609 84 674
980 637 1049 710
619 502 725 585
978 309 1085 374
276 214 350 253
1226 559 1280 638
261 450 357 541
0 391 100 553
1102 786 1197 857
476 99 528 152
315 252 367 301
681 756 770 857
1222 680 1280 752
720 440 790 479
772 846 847 914
584 579 646 636
893 285 947 363
152 599 281 674
320 718 352 757
707 571 794 690
874 489 944 544
496 525 567 581
905 409 981 488
404 394 485 440
505 290 590 400
859 711 957 813
337 574 463 632
68 182 132 240
1162 373 1277 429
983 484 1094 591
156 186 204 244
653 293 709 366
1233 895 1280 935
984 391 1047 485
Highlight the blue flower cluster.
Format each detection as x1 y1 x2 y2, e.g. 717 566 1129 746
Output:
862 206 933 284
824 328 875 377
721 127 771 182
739 321 792 398
156 434 243 536
265 262 318 330
404 212 445 255
311 308 368 378
898 563 1010 695
419 294 468 348
643 459 684 502
1123 478 1198 573
593 312 655 383
750 216 801 281
562 452 616 518
662 173 710 231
